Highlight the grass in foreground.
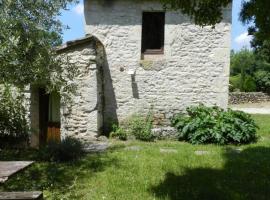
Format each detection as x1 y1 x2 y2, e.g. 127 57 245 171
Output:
0 114 270 200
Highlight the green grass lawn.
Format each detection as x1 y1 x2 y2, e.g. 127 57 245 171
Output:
1 114 270 200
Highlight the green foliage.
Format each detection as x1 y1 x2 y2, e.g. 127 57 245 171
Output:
110 110 155 142
110 111 154 142
1 114 270 200
110 125 128 141
230 49 270 93
0 0 78 93
240 0 270 62
254 70 270 94
128 112 154 142
239 1 270 92
0 85 29 148
230 49 256 76
171 105 258 145
243 76 257 92
230 75 256 92
230 49 257 91
39 137 84 162
229 75 241 92
161 0 232 26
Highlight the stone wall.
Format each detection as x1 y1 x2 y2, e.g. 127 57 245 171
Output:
84 0 232 128
24 37 104 147
229 92 270 105
4 0 232 145
57 39 103 142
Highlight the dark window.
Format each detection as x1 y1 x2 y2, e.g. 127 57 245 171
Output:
141 12 165 55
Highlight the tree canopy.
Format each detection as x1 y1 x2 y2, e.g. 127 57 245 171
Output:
240 0 270 62
230 49 270 93
0 0 77 91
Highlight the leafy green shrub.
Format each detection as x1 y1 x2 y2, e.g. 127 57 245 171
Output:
110 125 128 141
254 70 270 93
243 76 257 92
39 137 84 162
0 85 29 148
229 75 241 91
128 111 154 142
230 75 257 92
110 109 155 142
171 105 258 145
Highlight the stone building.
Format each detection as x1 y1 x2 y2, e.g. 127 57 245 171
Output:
28 0 232 146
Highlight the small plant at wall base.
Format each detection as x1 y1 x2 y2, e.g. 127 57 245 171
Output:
110 124 128 141
0 85 29 148
128 111 154 142
171 105 258 145
110 109 155 142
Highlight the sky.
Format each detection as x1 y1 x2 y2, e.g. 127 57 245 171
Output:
59 0 252 51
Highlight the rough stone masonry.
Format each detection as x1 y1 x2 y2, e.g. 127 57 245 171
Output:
84 0 231 131
26 0 232 145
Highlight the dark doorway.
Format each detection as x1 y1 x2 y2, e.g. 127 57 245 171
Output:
39 89 49 146
39 89 61 145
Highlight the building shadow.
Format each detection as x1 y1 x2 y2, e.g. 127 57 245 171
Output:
151 147 270 200
0 150 120 199
96 43 119 136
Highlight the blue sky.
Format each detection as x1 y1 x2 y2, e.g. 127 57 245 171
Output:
59 0 252 51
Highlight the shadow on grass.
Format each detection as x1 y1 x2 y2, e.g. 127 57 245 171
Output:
0 150 120 199
151 147 270 200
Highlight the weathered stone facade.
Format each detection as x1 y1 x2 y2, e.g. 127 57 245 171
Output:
22 0 232 146
25 36 104 146
84 0 232 129
57 39 103 142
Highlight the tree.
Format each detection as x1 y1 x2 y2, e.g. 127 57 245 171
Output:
230 49 270 93
230 49 256 92
240 0 270 62
0 0 77 91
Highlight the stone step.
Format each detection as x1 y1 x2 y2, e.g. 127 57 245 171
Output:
0 192 43 200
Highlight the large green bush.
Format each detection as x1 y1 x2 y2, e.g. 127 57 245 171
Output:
0 85 29 148
171 105 258 145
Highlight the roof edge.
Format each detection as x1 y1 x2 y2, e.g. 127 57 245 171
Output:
56 34 100 53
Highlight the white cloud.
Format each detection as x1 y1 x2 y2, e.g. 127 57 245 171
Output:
234 32 252 49
73 4 84 15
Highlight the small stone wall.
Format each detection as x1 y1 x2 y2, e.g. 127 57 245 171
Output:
229 92 270 105
57 38 104 142
151 127 179 140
